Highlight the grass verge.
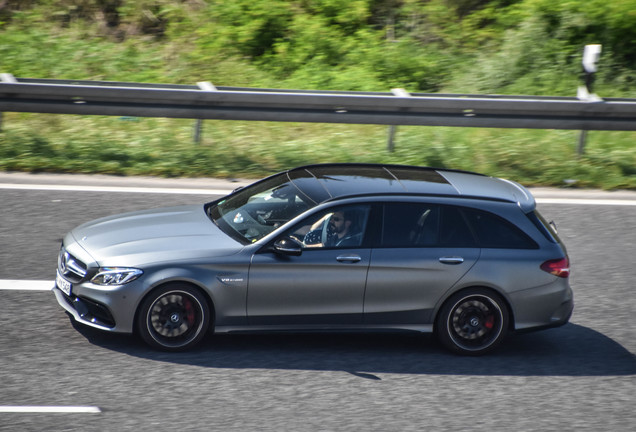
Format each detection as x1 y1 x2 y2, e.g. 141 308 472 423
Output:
1 112 634 189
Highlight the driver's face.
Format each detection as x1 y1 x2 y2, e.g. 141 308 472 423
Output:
329 212 347 234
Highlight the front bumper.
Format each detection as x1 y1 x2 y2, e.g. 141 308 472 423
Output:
53 275 142 333
53 286 117 331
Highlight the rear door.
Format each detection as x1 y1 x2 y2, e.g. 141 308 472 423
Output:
364 203 480 325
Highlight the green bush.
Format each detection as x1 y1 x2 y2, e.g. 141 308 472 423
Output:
0 1 635 188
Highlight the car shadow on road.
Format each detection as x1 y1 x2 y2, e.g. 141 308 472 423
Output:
71 321 636 378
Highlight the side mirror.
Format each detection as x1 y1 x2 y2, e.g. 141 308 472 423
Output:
272 236 302 256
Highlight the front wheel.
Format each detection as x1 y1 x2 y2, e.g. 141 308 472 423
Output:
436 288 509 356
137 284 210 351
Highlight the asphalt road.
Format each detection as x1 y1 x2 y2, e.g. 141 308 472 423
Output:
0 173 635 431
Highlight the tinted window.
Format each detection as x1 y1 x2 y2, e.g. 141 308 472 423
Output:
463 208 538 249
308 166 401 198
439 206 476 247
381 203 440 247
387 167 448 183
527 211 560 243
381 203 476 248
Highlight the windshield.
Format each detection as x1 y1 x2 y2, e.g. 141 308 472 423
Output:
207 173 317 244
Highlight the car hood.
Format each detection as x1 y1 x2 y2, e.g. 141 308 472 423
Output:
69 205 242 266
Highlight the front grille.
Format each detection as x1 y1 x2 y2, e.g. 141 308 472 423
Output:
58 247 88 283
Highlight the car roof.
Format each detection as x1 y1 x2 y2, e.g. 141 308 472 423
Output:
286 164 535 212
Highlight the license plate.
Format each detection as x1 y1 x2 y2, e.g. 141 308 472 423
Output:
56 272 72 296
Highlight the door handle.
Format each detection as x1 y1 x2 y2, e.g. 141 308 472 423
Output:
336 254 362 263
439 256 464 265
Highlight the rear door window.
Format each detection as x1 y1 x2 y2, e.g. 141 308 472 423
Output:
381 203 439 247
438 206 477 247
380 203 476 248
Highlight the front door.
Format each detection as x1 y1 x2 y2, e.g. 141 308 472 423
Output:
247 204 372 326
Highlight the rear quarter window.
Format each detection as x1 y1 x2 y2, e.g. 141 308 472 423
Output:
462 208 539 249
527 211 560 243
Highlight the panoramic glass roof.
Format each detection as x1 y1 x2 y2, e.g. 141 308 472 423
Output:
289 164 458 201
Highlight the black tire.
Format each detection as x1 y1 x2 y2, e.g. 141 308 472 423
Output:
436 288 509 356
137 284 210 351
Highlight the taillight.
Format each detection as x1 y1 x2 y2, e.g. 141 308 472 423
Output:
541 257 570 278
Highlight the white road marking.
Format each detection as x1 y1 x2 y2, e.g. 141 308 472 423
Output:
1 182 635 205
0 183 231 195
536 198 636 206
0 280 52 291
0 406 101 413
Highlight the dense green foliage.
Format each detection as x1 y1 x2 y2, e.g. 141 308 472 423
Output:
0 1 635 188
3 0 635 93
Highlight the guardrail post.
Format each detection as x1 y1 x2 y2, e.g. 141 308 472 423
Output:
193 119 203 144
387 125 397 152
387 88 411 152
577 130 588 156
193 81 217 144
0 74 17 131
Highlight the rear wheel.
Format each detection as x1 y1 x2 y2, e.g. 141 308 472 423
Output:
436 288 509 356
137 284 210 351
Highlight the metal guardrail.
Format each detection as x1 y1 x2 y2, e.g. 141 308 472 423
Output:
1 75 636 131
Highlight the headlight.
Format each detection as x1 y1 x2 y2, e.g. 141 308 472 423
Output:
91 267 143 286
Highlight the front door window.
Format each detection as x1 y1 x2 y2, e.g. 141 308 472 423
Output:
288 204 371 249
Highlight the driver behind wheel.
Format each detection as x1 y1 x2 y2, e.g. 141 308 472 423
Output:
304 209 362 248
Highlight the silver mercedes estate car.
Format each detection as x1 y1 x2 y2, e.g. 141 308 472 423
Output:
54 164 573 355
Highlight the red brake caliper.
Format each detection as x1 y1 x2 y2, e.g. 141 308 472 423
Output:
484 314 495 329
183 298 195 326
